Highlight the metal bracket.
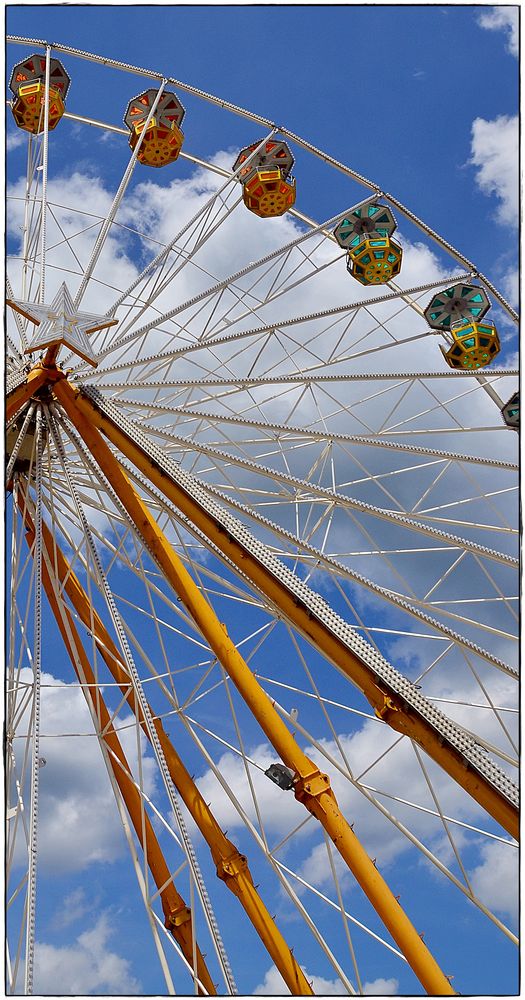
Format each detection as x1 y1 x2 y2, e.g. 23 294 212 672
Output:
165 905 191 929
294 769 332 801
216 851 249 883
374 693 400 722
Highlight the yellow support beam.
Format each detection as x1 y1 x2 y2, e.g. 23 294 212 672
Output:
29 506 313 996
55 376 455 996
58 379 518 842
6 364 56 422
18 486 217 997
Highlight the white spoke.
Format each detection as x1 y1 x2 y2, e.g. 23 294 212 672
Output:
6 32 518 999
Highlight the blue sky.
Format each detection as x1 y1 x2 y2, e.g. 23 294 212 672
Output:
7 3 519 291
6 4 519 997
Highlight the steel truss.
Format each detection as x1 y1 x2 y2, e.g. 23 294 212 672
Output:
6 33 519 999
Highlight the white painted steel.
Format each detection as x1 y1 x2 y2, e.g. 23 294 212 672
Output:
6 35 519 998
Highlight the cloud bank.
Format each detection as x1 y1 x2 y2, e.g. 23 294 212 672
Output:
478 7 518 57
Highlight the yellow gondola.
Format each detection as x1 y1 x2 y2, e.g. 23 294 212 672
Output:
124 89 185 167
440 319 500 369
347 235 402 285
233 139 296 217
9 53 70 134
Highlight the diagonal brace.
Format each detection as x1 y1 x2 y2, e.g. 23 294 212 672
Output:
59 379 518 842
23 497 313 995
54 375 455 996
18 486 216 996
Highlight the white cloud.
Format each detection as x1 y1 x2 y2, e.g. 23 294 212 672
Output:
7 129 27 152
7 155 452 377
478 7 518 57
50 887 93 931
33 912 141 994
502 266 519 306
194 726 417 867
190 668 517 922
470 115 518 226
7 170 141 314
298 838 353 893
194 713 514 893
253 964 398 995
195 741 305 838
10 668 158 874
469 838 519 922
254 963 345 995
363 977 398 994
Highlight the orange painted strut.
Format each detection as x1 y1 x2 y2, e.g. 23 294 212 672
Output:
18 487 216 997
24 501 313 995
59 379 518 843
54 376 456 996
6 365 54 422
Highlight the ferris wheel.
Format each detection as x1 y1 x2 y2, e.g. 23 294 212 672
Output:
5 36 519 997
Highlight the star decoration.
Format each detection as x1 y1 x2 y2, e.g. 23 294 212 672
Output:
6 283 118 367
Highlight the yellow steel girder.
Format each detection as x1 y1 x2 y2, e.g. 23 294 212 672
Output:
55 378 518 843
24 495 313 995
6 364 58 422
54 375 455 997
18 484 216 996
